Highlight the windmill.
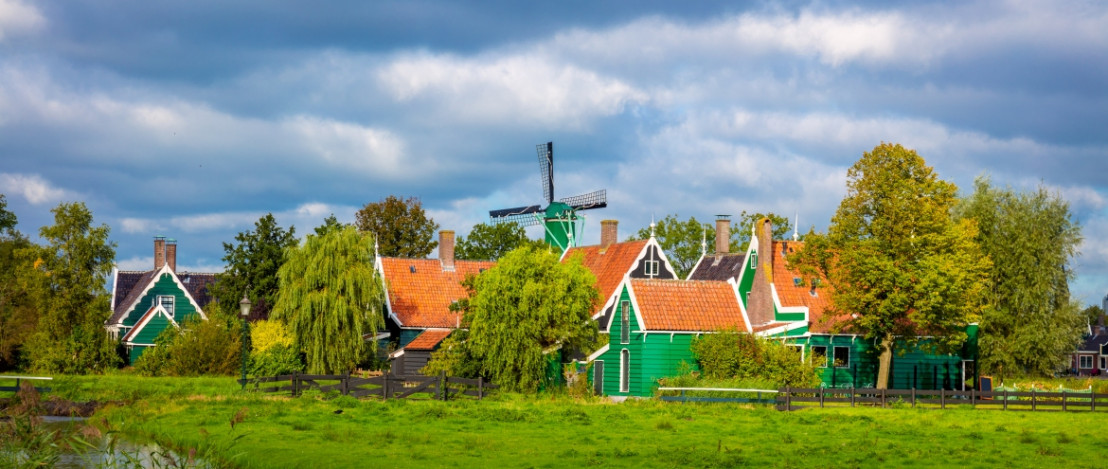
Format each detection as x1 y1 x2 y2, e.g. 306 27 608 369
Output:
489 142 607 253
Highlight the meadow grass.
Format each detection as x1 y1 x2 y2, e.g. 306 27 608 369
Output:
48 375 1108 468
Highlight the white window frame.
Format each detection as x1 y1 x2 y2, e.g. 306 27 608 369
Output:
644 260 659 277
788 344 805 361
750 252 758 269
620 349 630 393
620 301 631 344
158 295 175 318
1079 355 1094 369
811 346 828 368
833 346 850 368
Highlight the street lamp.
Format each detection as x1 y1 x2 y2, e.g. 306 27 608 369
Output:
239 293 251 390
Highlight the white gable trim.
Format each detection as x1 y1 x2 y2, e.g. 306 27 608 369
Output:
728 277 754 333
769 284 810 322
375 256 403 327
604 276 648 333
162 266 207 321
686 254 706 281
586 343 610 362
114 265 207 326
639 237 680 280
122 304 179 344
109 268 119 320
754 321 810 338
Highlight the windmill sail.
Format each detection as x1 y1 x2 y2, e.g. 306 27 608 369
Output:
488 204 543 226
559 189 607 211
537 142 553 204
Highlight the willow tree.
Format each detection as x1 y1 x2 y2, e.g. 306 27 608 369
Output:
793 143 989 389
465 245 599 392
956 178 1084 379
273 226 384 374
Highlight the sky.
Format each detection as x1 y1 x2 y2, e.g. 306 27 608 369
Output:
1 0 1106 304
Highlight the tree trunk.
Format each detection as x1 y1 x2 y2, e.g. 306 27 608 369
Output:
876 337 894 389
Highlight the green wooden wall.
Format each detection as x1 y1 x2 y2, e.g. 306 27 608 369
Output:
122 273 200 327
796 334 976 390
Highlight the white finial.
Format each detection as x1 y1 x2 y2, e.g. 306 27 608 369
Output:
793 212 799 242
650 213 656 238
700 224 707 257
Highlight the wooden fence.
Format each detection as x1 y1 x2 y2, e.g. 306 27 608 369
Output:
777 387 1107 412
658 387 778 404
0 375 52 394
242 372 496 401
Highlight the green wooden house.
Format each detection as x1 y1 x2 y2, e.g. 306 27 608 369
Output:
709 218 980 390
588 278 748 397
106 237 217 364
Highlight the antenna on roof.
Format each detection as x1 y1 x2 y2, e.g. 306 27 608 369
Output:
793 212 799 242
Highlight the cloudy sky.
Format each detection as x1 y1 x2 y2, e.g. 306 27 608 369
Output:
2 0 1106 303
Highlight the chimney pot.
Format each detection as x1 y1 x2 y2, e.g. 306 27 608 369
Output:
715 216 730 255
166 239 177 273
600 220 618 248
154 236 166 270
440 230 455 271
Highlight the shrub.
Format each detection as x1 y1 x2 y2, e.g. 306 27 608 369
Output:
250 319 295 353
691 328 819 387
249 343 304 377
423 331 482 379
133 316 243 376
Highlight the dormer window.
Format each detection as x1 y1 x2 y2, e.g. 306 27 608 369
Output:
158 295 175 317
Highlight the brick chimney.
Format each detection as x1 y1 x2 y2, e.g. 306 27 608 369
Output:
166 239 177 273
747 218 776 326
439 230 455 271
154 236 166 270
715 216 730 256
600 220 618 248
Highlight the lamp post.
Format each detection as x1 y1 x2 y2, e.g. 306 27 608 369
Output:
239 293 251 390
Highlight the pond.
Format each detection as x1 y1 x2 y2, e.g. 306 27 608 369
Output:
8 416 207 468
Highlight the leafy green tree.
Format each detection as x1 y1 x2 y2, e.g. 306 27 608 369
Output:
210 214 297 321
792 143 989 389
355 195 439 258
456 222 543 260
0 196 35 370
273 226 384 374
631 213 791 278
133 313 243 377
314 213 345 236
463 245 600 392
1084 305 1105 329
736 211 794 249
20 202 120 373
955 178 1084 379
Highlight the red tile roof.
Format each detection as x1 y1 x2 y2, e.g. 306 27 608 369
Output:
564 240 648 313
770 241 838 333
631 279 747 332
380 257 495 328
404 329 453 351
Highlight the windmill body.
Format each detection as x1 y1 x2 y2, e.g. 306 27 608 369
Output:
489 142 607 254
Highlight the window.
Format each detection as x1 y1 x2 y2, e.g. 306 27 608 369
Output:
620 349 630 393
1101 356 1106 370
833 346 850 368
158 295 175 317
811 346 828 367
594 361 605 395
788 344 804 361
750 252 758 269
620 301 630 344
1080 355 1094 369
644 260 659 277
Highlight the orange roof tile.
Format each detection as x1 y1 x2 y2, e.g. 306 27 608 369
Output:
380 257 495 328
770 241 838 333
404 329 452 351
631 279 747 332
564 240 648 313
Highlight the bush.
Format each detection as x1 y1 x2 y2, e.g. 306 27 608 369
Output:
133 316 242 376
423 331 482 379
249 343 304 377
691 328 819 387
250 319 295 353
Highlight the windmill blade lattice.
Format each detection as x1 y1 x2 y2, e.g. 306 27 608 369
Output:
537 142 554 204
487 205 544 226
559 189 607 211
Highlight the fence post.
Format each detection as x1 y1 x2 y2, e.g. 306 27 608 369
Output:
293 373 299 397
911 388 916 408
478 376 484 400
940 389 945 410
819 387 824 408
1062 391 1067 412
1031 389 1036 411
443 375 450 402
1003 390 1007 411
1093 392 1097 412
785 386 791 410
881 388 886 408
850 387 855 407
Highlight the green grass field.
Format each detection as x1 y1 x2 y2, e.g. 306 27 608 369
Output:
32 375 1108 468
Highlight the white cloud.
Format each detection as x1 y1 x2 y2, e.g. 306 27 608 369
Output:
0 0 44 42
377 52 647 128
116 202 361 237
284 116 406 177
0 172 70 205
